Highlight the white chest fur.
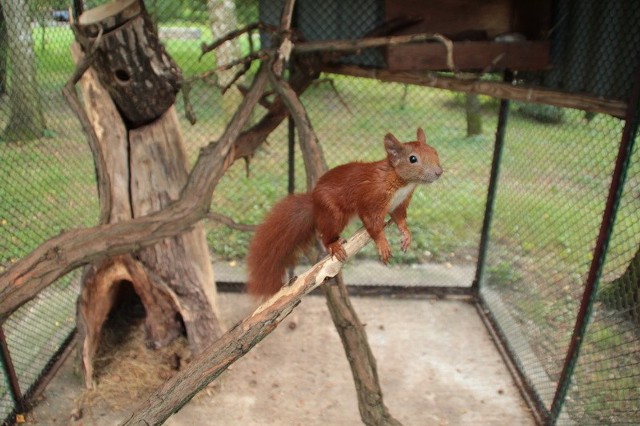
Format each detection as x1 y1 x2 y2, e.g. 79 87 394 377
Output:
389 183 417 212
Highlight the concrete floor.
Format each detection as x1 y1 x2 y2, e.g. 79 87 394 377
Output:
27 290 534 425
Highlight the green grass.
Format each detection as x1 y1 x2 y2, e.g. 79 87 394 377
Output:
5 21 638 288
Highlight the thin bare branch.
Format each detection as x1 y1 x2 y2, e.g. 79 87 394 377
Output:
216 51 269 72
313 78 353 115
294 32 451 56
200 22 277 59
207 212 256 232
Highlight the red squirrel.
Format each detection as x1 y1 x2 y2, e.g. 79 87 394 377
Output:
246 127 442 296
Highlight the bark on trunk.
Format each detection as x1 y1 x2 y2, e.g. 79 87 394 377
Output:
76 0 181 127
129 108 224 353
207 0 242 88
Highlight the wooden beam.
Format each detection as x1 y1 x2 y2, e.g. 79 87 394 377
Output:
322 65 628 119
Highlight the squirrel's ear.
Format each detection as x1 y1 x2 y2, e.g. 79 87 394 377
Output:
417 127 426 144
384 133 403 164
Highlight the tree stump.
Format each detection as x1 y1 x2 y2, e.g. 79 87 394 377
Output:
76 0 181 127
73 0 224 389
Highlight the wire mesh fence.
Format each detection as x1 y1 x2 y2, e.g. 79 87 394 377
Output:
0 0 638 424
479 108 638 422
559 125 640 424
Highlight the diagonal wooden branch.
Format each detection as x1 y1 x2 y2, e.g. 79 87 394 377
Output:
323 275 402 426
0 65 270 323
231 58 318 162
215 50 269 72
119 225 375 425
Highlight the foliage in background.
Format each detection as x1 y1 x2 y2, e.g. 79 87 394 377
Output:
514 101 565 124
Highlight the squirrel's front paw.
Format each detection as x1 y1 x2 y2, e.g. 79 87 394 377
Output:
327 240 347 262
399 228 411 252
400 234 411 252
377 243 392 264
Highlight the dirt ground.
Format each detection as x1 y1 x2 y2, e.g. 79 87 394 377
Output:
25 289 535 426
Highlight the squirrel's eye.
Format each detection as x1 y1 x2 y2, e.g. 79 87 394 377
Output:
409 155 418 164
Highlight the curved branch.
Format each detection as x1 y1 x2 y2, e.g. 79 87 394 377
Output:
199 22 278 59
207 211 256 232
0 65 270 322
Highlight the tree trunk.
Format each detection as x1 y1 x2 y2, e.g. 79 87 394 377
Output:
207 0 244 120
207 0 242 87
76 0 181 127
2 0 45 141
0 3 7 95
73 0 224 388
601 245 640 323
465 93 483 136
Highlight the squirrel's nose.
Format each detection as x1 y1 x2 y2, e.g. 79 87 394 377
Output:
435 166 443 177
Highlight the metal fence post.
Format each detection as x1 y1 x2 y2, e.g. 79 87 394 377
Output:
472 70 513 292
0 325 25 416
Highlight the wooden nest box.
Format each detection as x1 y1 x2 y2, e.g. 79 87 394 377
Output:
385 0 552 72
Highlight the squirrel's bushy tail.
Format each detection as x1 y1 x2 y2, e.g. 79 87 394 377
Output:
246 193 316 296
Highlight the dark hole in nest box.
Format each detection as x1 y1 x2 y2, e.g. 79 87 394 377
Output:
114 69 131 84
